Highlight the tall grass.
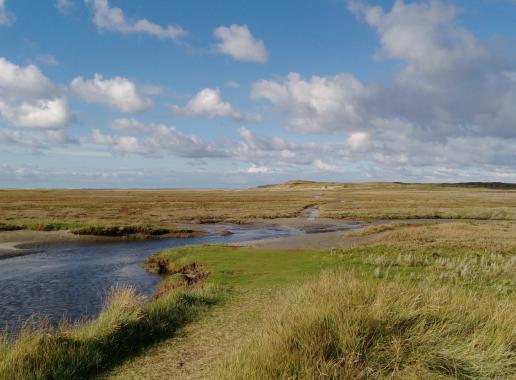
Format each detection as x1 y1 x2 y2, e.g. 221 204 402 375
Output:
221 271 516 379
0 285 220 380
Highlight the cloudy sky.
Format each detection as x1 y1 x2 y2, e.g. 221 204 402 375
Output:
1 0 516 187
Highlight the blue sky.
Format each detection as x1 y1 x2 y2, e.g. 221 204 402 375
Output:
1 0 516 187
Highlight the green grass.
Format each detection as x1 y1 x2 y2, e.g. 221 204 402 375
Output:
147 245 344 289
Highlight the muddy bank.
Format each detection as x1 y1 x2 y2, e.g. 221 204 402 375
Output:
0 227 204 259
0 216 364 258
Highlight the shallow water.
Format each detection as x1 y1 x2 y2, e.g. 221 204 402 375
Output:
0 225 302 332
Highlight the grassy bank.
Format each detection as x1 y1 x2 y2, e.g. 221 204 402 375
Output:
107 221 516 379
0 285 221 380
0 221 202 238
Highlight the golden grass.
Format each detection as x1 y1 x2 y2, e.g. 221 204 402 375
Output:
220 271 516 379
0 286 221 380
2 183 516 232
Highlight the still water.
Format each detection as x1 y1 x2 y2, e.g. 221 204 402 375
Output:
0 225 302 331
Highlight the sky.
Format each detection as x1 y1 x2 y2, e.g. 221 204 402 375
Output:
1 0 516 188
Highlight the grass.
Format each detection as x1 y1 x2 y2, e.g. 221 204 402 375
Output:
145 245 344 289
0 285 221 380
220 271 515 379
71 225 201 238
3 219 515 379
2 182 516 232
1 183 516 379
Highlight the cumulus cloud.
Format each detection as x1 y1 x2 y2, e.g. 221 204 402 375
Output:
92 122 227 158
70 73 153 113
349 0 487 81
252 0 516 147
0 98 73 129
172 88 261 123
252 72 369 133
0 58 73 129
214 24 268 63
0 0 14 26
86 0 185 40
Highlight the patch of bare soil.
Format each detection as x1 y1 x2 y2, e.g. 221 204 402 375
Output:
155 261 211 298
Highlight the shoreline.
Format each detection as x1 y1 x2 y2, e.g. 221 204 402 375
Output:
0 227 205 259
0 217 364 258
0 218 460 258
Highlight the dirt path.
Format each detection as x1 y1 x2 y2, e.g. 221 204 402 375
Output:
102 290 272 380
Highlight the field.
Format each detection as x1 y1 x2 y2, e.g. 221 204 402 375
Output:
2 182 516 232
0 182 515 379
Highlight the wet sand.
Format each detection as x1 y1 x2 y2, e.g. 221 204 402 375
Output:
0 230 108 258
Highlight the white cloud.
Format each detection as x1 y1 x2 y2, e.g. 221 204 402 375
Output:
214 24 268 63
172 88 260 123
347 132 370 151
0 58 73 129
86 0 186 41
70 73 153 113
0 97 72 129
0 0 14 26
247 164 269 173
55 0 73 14
252 72 369 133
313 160 341 172
349 0 487 83
0 58 55 98
252 0 516 145
92 122 227 158
0 128 78 153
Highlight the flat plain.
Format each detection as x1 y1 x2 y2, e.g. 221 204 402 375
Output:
0 181 515 379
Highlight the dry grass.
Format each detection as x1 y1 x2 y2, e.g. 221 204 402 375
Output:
220 271 516 379
2 183 516 232
0 285 221 380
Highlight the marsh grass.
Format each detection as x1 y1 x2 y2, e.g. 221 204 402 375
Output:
0 222 25 232
221 271 516 379
3 183 516 230
0 285 221 380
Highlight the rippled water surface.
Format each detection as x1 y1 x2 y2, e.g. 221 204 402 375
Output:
0 225 302 331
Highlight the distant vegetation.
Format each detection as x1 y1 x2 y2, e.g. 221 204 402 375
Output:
2 182 516 233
